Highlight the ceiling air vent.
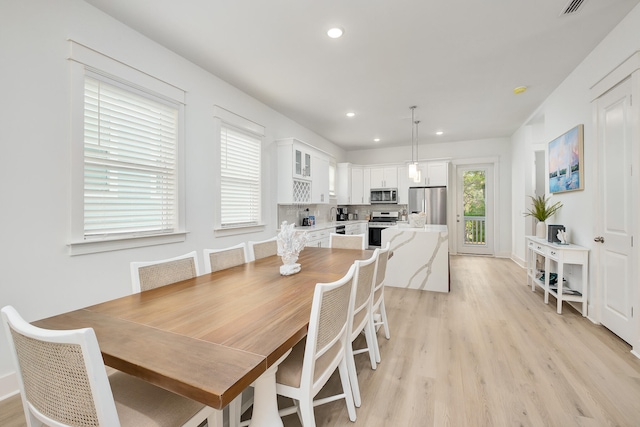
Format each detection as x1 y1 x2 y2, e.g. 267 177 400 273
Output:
561 0 587 15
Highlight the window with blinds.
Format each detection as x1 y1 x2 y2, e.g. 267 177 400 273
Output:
220 125 261 228
83 76 179 238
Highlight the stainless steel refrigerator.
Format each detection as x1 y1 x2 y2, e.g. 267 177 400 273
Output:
408 186 447 225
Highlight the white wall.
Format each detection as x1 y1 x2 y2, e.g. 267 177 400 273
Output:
0 0 346 396
346 137 513 257
510 5 640 313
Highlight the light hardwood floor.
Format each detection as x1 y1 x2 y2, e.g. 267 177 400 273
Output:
3 256 640 426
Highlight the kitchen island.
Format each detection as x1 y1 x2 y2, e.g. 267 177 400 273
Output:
382 224 449 292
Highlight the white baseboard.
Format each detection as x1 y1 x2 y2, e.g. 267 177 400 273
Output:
510 253 526 268
0 371 19 401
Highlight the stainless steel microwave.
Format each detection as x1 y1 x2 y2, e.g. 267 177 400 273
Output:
370 188 398 204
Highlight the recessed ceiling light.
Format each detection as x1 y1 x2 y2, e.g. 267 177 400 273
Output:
327 27 344 38
346 112 355 118
513 86 527 94
374 138 380 142
436 131 444 135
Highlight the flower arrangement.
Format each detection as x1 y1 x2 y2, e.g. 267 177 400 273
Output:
277 221 308 275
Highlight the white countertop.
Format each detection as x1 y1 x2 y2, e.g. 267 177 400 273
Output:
392 224 448 233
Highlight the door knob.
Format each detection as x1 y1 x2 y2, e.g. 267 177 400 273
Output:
594 236 605 243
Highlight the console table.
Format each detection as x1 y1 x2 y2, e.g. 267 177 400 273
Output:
526 236 589 316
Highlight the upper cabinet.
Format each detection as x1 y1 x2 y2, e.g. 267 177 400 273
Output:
294 146 312 179
369 166 398 188
415 161 449 187
337 163 370 205
312 154 330 204
277 138 331 204
426 162 448 186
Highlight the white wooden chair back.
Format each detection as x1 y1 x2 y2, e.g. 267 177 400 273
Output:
1 305 219 427
130 251 199 293
247 237 278 261
329 233 366 250
274 265 358 425
203 243 248 274
2 305 123 426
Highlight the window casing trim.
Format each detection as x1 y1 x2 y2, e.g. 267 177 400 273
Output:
213 107 265 234
68 40 186 255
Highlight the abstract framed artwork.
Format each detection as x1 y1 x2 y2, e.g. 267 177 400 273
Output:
548 124 584 193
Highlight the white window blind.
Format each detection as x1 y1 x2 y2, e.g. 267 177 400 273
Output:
220 125 261 227
83 76 179 238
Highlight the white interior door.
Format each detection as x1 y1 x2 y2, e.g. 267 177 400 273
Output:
596 77 636 344
456 164 494 255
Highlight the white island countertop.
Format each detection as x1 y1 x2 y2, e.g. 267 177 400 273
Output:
394 224 448 233
382 224 449 292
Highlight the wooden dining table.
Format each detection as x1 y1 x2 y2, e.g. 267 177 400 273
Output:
34 246 372 427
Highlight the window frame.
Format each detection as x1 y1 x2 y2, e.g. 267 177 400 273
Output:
213 106 265 236
68 41 187 255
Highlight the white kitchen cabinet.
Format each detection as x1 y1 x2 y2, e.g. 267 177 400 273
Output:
351 166 370 205
277 138 331 204
305 227 331 248
427 162 448 186
369 166 398 189
312 154 330 204
337 163 370 205
416 161 448 186
294 145 312 179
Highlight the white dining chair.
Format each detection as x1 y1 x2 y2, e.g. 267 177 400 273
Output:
329 233 366 250
345 248 379 408
130 251 200 293
274 264 357 427
1 305 221 427
203 243 248 274
247 236 278 261
370 242 391 363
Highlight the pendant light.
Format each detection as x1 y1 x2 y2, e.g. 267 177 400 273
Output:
413 119 422 183
408 106 418 179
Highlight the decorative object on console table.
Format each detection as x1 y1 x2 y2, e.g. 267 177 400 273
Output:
277 221 308 275
556 229 569 244
547 224 566 244
524 194 563 239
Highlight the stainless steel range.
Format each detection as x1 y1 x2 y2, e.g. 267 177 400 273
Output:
368 211 399 247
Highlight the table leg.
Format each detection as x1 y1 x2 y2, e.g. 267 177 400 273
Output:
544 256 550 304
249 350 291 427
557 262 564 314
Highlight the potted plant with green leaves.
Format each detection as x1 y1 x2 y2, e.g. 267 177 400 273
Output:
524 195 562 238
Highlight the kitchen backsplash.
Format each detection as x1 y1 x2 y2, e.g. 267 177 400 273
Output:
278 203 407 227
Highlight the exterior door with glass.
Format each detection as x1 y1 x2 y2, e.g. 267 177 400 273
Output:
456 165 494 255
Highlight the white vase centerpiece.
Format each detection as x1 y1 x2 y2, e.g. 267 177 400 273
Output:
277 221 308 275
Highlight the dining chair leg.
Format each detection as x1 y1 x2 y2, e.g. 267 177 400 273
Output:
371 312 382 364
380 300 391 339
345 345 361 408
364 321 377 370
338 357 357 422
298 396 316 427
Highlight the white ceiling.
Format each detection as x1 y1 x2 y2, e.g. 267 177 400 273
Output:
84 0 639 150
